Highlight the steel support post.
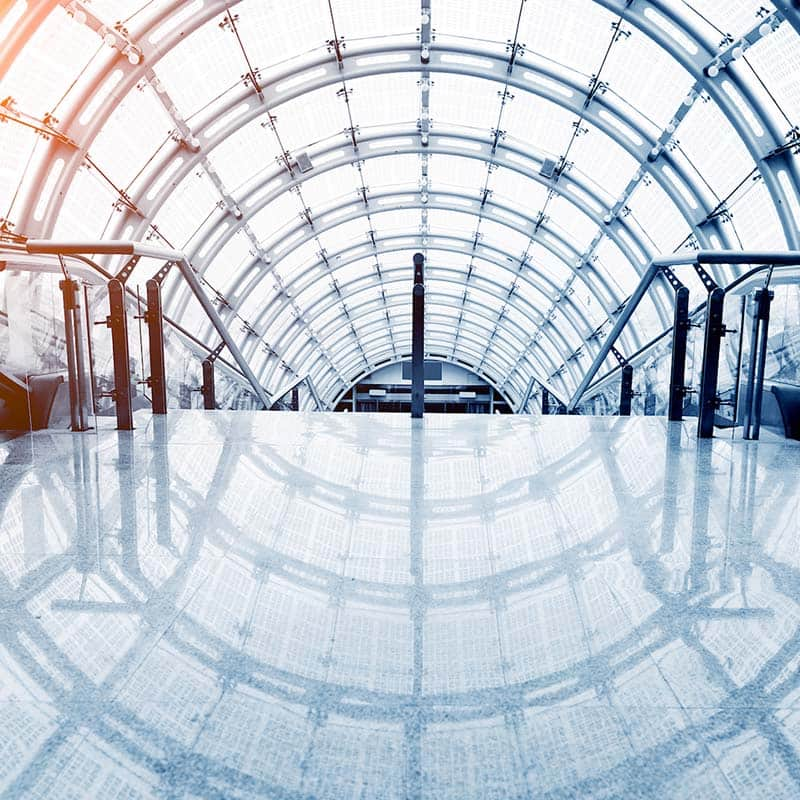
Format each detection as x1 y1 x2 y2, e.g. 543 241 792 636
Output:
201 359 216 410
697 287 726 439
542 388 550 415
145 279 168 415
619 364 634 416
107 278 134 430
744 288 773 440
59 278 90 431
668 286 690 421
411 252 425 419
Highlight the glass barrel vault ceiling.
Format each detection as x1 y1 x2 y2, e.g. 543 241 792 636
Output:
0 0 799 409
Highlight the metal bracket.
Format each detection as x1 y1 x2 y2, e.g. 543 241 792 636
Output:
205 341 226 364
115 255 141 285
660 266 685 293
151 259 175 285
610 346 628 367
692 261 719 293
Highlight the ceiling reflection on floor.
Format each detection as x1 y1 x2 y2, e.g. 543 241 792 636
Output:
0 411 799 799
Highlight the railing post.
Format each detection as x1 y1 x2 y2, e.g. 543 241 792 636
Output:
744 288 773 440
59 277 90 431
619 364 634 416
146 279 168 414
697 287 726 439
668 286 690 421
201 358 216 410
411 252 425 419
107 278 134 430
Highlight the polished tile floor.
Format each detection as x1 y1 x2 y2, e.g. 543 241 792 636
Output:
0 411 799 799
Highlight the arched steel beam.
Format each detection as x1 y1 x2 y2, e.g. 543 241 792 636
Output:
596 0 800 250
263 272 584 395
323 337 523 410
236 232 642 398
320 330 531 410
7 26 722 380
279 292 558 403
257 265 586 400
8 1 794 394
214 196 647 377
180 182 652 369
236 232 621 388
19 0 791 263
326 317 527 390
166 131 673 331
262 277 574 401
202 184 643 343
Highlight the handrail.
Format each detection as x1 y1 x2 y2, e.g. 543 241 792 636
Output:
567 250 800 412
10 239 272 409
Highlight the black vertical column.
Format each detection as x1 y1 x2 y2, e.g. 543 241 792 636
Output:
201 359 216 410
411 252 425 419
619 364 634 416
697 287 726 439
108 278 134 430
146 279 168 415
668 286 690 421
541 388 550 415
746 288 773 440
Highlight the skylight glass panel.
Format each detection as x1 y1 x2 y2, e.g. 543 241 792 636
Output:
502 93 578 157
300 167 361 211
431 74 506 131
728 178 787 250
233 1 333 75
152 168 221 249
593 237 642 296
435 0 524 46
566 129 640 201
519 0 618 78
427 209 478 235
427 155 489 193
1 7 99 116
361 154 420 188
52 164 118 239
347 73 420 129
206 117 275 191
316 216 370 254
746 22 800 129
491 172 548 213
154 14 241 120
0 124 37 220
268 85 350 153
546 196 598 252
328 0 418 41
203 229 254 288
676 98 756 200
601 27 693 129
249 193 306 242
625 179 691 254
526 243 572 285
680 0 775 40
91 85 174 190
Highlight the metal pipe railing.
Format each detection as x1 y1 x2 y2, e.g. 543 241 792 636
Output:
567 250 800 412
21 239 271 409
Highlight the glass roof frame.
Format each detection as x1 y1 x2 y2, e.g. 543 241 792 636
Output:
1 0 798 407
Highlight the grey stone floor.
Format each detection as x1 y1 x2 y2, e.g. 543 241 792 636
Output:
0 411 799 799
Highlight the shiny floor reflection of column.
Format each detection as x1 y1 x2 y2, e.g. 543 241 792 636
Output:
0 411 799 799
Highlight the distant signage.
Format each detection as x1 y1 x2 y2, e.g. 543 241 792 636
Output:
402 361 442 381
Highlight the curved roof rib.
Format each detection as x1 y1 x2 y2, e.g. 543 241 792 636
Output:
0 0 797 409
